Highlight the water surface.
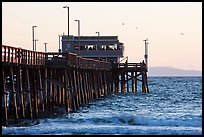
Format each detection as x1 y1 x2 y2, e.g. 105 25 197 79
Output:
2 77 202 135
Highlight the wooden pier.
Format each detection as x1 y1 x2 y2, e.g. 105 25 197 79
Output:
2 45 149 126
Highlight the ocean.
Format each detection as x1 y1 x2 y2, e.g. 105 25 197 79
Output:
2 77 202 135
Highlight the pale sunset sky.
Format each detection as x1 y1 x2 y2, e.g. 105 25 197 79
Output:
2 2 202 71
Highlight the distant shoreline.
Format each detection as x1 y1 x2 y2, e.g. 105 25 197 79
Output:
147 66 202 77
147 75 202 77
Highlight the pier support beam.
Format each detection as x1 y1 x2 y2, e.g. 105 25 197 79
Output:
131 71 135 92
16 66 25 118
2 67 8 126
126 72 129 92
38 68 44 111
64 69 71 112
121 73 125 93
9 66 18 120
135 72 138 93
25 67 33 119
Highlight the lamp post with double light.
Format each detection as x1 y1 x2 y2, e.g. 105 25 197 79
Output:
58 34 62 53
32 26 37 51
44 43 47 53
95 31 100 60
63 6 70 52
75 19 80 56
34 39 38 51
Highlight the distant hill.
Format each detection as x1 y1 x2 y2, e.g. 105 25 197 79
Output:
148 66 202 76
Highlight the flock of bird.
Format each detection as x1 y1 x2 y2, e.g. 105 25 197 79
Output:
122 22 184 36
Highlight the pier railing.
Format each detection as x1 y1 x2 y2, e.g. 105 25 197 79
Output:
112 62 147 72
118 62 146 69
2 45 111 70
45 52 111 70
2 45 45 65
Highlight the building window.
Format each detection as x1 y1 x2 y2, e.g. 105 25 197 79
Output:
74 46 79 50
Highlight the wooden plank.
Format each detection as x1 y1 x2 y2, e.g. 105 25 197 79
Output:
131 71 135 92
25 67 33 119
9 66 18 120
92 70 98 99
43 68 48 110
121 73 125 93
17 66 25 118
64 69 71 112
126 71 129 92
61 75 65 105
57 75 61 105
8 47 10 62
110 71 114 93
145 72 149 93
78 70 84 105
76 70 82 105
104 71 108 96
97 71 101 98
86 71 90 103
38 68 44 111
142 71 146 93
32 68 39 116
49 69 53 111
4 46 6 62
68 69 76 112
52 69 56 109
135 72 138 92
88 71 94 101
100 71 104 96
84 71 89 103
73 69 79 110
2 67 8 125
114 72 119 93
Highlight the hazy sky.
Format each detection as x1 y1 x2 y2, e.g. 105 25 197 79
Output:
2 2 202 71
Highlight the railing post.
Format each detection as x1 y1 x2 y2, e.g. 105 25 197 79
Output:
3 46 6 62
8 47 10 63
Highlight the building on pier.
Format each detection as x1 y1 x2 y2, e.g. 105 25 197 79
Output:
61 35 124 62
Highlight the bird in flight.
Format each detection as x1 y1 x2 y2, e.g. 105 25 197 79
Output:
122 23 124 25
180 33 184 35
